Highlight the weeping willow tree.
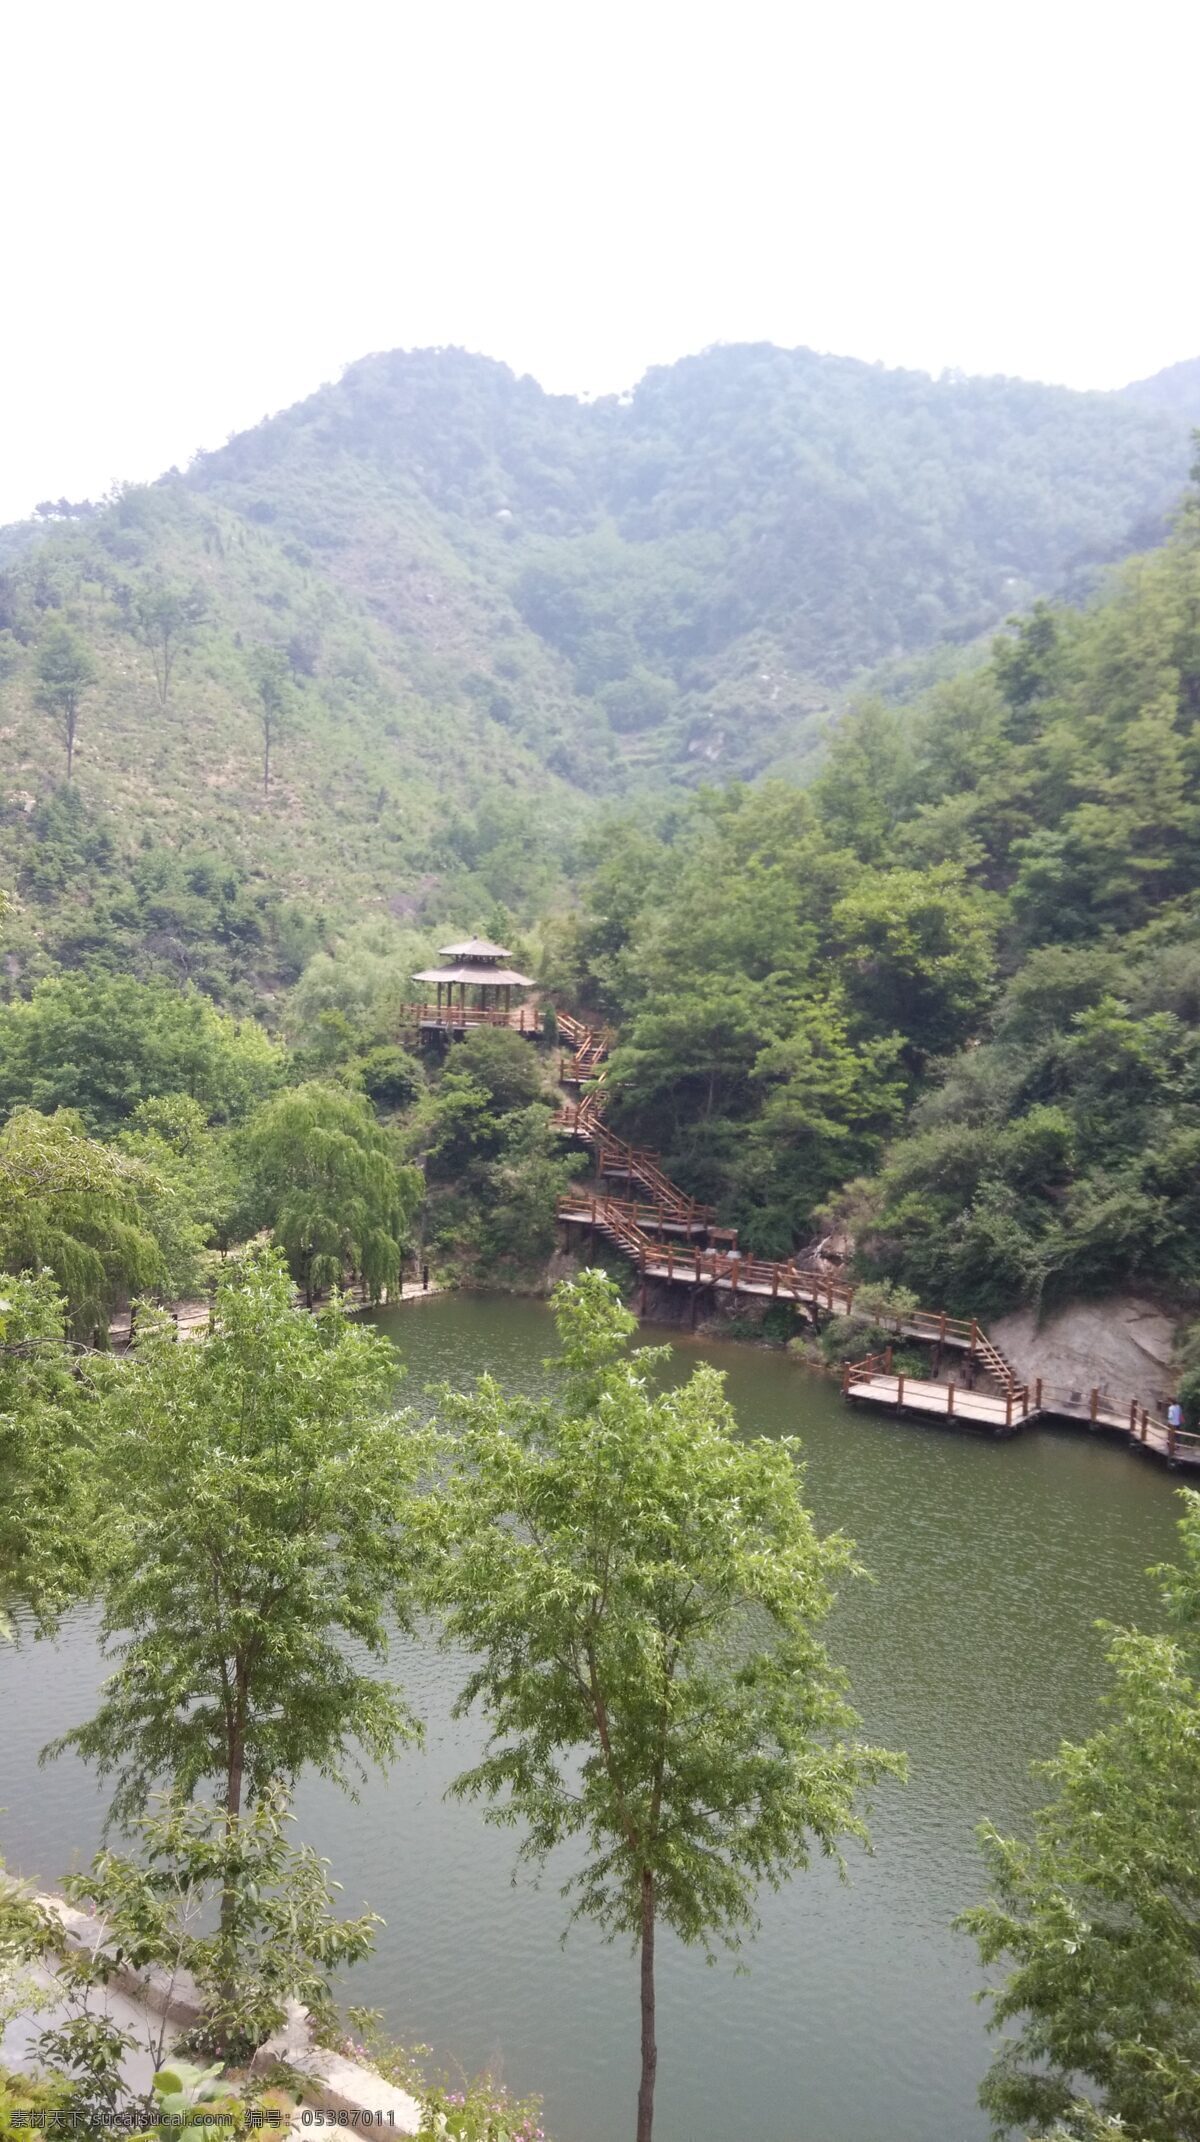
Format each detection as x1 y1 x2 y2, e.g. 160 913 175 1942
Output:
0 1109 167 1338
239 1082 421 1304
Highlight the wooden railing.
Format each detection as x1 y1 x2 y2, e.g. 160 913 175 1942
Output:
556 1010 592 1048
971 1326 1023 1399
554 1104 718 1228
560 1190 857 1304
401 1002 542 1033
843 1349 1035 1427
1028 1380 1200 1458
560 1188 648 1261
844 1352 885 1389
595 1131 715 1226
553 1012 1033 1410
557 1009 612 1082
556 1090 609 1137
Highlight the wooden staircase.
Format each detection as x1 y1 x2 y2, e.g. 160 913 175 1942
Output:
972 1326 1024 1402
554 1018 730 1237
548 1010 1197 1462
552 1011 1032 1401
555 1104 728 1237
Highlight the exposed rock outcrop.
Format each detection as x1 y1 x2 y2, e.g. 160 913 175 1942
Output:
989 1296 1177 1407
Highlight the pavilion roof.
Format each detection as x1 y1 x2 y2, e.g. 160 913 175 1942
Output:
437 936 513 960
413 964 534 988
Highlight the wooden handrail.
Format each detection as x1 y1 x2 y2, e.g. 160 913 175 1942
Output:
553 1012 1037 1405
401 1002 544 1032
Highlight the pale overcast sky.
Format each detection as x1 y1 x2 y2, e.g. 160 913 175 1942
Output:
3 0 1198 523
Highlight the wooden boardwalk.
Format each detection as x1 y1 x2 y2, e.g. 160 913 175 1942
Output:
844 1363 1200 1466
843 1370 1033 1433
554 1012 1200 1471
558 1187 1014 1356
105 1276 442 1350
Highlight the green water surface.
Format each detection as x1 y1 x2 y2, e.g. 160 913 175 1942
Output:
0 1295 1184 2142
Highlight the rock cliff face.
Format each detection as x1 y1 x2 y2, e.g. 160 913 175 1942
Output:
989 1297 1177 1408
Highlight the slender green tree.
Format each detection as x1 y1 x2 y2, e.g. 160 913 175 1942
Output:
34 621 97 781
60 1786 380 2063
247 646 293 798
962 1489 1200 2141
126 578 206 709
51 1249 434 1846
432 1270 903 2142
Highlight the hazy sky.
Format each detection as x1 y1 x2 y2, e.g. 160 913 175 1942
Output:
3 0 1198 523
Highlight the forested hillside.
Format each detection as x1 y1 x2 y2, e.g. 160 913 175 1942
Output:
0 480 598 1001
7 347 1200 1353
553 490 1200 1327
191 342 1194 778
0 342 1194 1004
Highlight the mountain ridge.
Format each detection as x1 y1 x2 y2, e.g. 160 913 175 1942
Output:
1 339 1198 997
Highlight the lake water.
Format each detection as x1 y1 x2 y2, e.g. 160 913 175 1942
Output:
0 1295 1185 2142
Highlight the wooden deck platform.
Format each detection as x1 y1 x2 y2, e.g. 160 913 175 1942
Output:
845 1365 1200 1466
844 1371 1031 1432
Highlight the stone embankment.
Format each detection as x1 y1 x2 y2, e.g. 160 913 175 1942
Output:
1 1890 423 2135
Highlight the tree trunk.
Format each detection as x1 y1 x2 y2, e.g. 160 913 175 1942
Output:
225 1729 244 1820
263 727 270 798
219 1709 246 2000
65 710 77 782
636 1869 657 2142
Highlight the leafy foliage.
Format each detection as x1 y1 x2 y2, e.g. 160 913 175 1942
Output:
561 508 1200 1296
962 1489 1200 2140
63 1786 379 2064
0 974 281 1135
239 1082 420 1302
346 2014 549 2142
0 1107 167 1336
417 1028 579 1276
51 1249 434 1822
431 1270 903 2141
0 1271 99 1636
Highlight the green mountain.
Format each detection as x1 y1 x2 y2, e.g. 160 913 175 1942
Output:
1122 356 1200 427
189 342 1196 774
1 342 1195 997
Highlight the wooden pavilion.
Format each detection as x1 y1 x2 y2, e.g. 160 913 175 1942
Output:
410 936 540 1034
